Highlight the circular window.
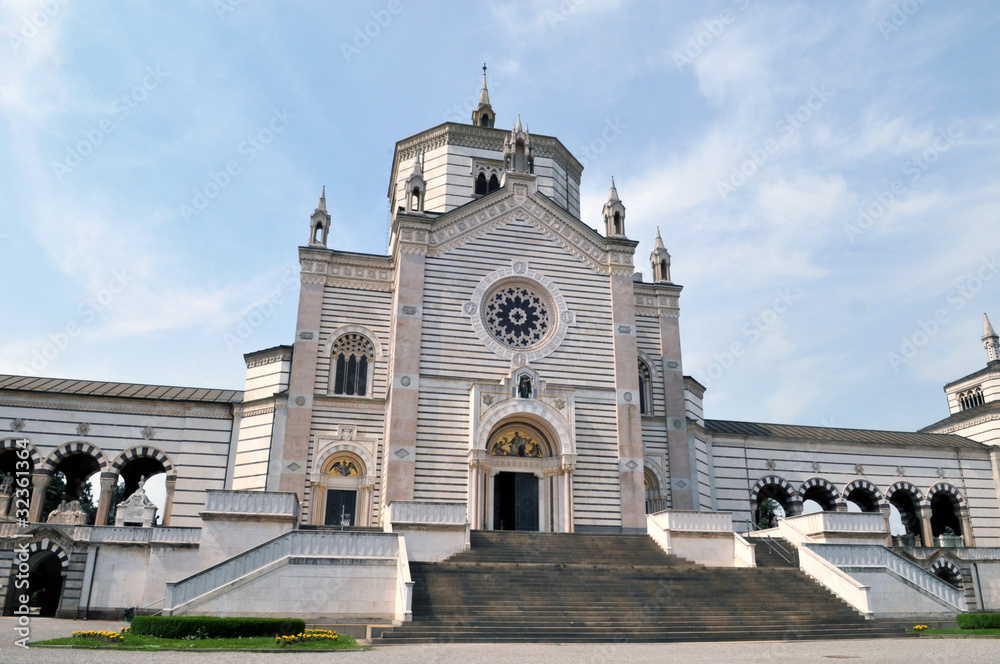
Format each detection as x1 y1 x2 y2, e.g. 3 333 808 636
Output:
482 283 552 349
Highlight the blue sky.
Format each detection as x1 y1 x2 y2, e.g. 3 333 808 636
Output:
2 0 999 435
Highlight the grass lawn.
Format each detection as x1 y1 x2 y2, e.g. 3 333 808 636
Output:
34 633 360 650
909 628 1000 637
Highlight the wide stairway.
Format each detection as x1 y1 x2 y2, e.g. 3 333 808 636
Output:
374 531 903 644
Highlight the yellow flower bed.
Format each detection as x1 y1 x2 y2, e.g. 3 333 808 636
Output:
72 628 126 643
275 628 339 645
913 624 929 632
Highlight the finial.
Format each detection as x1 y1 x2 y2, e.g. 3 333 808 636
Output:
483 61 487 75
984 313 997 339
654 226 665 249
317 186 327 212
515 114 522 133
608 177 620 201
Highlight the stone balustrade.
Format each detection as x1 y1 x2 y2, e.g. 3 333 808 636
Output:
201 490 300 519
786 511 884 535
386 500 468 525
734 532 756 567
648 509 734 532
165 530 400 611
807 543 965 611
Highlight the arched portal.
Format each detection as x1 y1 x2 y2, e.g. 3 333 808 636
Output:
929 559 963 587
800 478 839 513
310 443 375 527
887 483 925 546
104 447 176 525
3 542 69 618
750 476 800 528
842 480 882 513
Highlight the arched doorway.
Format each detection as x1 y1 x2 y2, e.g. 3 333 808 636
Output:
927 485 967 546
930 559 963 587
486 424 549 532
842 480 882 514
3 543 68 618
644 467 667 514
309 445 375 527
103 447 175 525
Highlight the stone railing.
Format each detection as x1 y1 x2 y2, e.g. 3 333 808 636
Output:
648 509 733 532
898 547 1000 561
0 523 22 539
734 532 756 567
81 526 201 544
786 511 884 535
807 543 965 611
395 534 414 621
201 490 300 519
165 530 399 612
778 518 873 616
385 501 468 526
646 513 672 555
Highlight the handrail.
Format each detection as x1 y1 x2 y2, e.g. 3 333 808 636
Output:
745 519 793 563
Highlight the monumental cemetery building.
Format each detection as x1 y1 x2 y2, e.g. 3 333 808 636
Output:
2 72 1000 637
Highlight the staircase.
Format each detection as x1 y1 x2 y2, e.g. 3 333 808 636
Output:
373 531 904 644
752 536 799 568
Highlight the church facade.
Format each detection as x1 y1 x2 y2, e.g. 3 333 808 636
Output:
3 73 1000 621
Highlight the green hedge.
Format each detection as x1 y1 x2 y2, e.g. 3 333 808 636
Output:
956 613 1000 630
130 616 306 639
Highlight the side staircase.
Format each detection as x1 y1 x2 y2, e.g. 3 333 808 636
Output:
373 530 905 644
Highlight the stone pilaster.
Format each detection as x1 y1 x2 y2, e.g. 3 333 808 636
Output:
652 284 695 510
28 470 51 523
95 472 117 525
607 241 645 531
381 220 428 513
274 256 324 499
162 476 177 526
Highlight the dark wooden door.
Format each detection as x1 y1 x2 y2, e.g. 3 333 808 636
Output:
325 489 357 526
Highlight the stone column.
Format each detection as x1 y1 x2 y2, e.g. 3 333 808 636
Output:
562 469 574 533
275 266 325 500
95 472 118 526
28 470 52 523
880 503 893 546
162 475 177 526
960 507 975 548
920 506 935 547
607 248 646 532
381 234 427 511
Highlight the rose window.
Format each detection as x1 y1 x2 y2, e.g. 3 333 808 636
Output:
482 284 552 349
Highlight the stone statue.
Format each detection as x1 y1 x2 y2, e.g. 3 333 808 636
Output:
0 473 12 496
518 375 532 399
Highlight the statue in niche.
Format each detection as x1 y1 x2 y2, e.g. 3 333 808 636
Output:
517 374 532 399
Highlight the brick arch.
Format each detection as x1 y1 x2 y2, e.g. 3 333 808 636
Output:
885 481 923 504
0 438 41 468
40 441 109 474
925 483 966 509
842 479 883 503
110 446 176 480
26 538 70 570
799 477 840 506
750 475 801 515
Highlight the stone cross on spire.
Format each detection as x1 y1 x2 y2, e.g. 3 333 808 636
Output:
472 63 495 128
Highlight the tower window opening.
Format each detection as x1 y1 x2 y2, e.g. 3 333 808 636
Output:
638 361 652 415
959 387 984 410
313 224 323 245
488 174 500 193
659 260 668 281
332 334 374 397
613 212 622 235
480 114 490 126
475 173 488 195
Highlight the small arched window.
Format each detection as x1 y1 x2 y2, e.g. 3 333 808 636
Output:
475 172 488 195
410 187 422 211
331 333 375 396
488 174 500 192
613 212 622 235
480 114 490 126
312 223 323 245
638 361 652 415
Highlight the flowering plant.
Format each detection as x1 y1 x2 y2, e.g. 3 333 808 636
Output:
913 624 929 632
275 628 339 645
72 629 126 643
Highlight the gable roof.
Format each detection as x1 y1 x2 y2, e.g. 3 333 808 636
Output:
706 419 985 450
0 374 243 405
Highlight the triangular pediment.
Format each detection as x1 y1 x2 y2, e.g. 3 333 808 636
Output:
423 178 631 275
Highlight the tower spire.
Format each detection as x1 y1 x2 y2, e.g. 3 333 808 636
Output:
603 177 626 237
472 63 496 128
309 186 331 247
651 226 671 282
984 313 1000 365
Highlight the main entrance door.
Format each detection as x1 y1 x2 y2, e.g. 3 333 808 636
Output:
324 489 357 526
493 472 539 531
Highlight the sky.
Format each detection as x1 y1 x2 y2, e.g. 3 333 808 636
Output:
2 0 999 439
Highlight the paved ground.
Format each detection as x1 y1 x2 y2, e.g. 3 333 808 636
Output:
1 618 998 663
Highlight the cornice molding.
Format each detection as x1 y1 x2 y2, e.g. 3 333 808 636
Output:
0 392 233 419
709 435 990 460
